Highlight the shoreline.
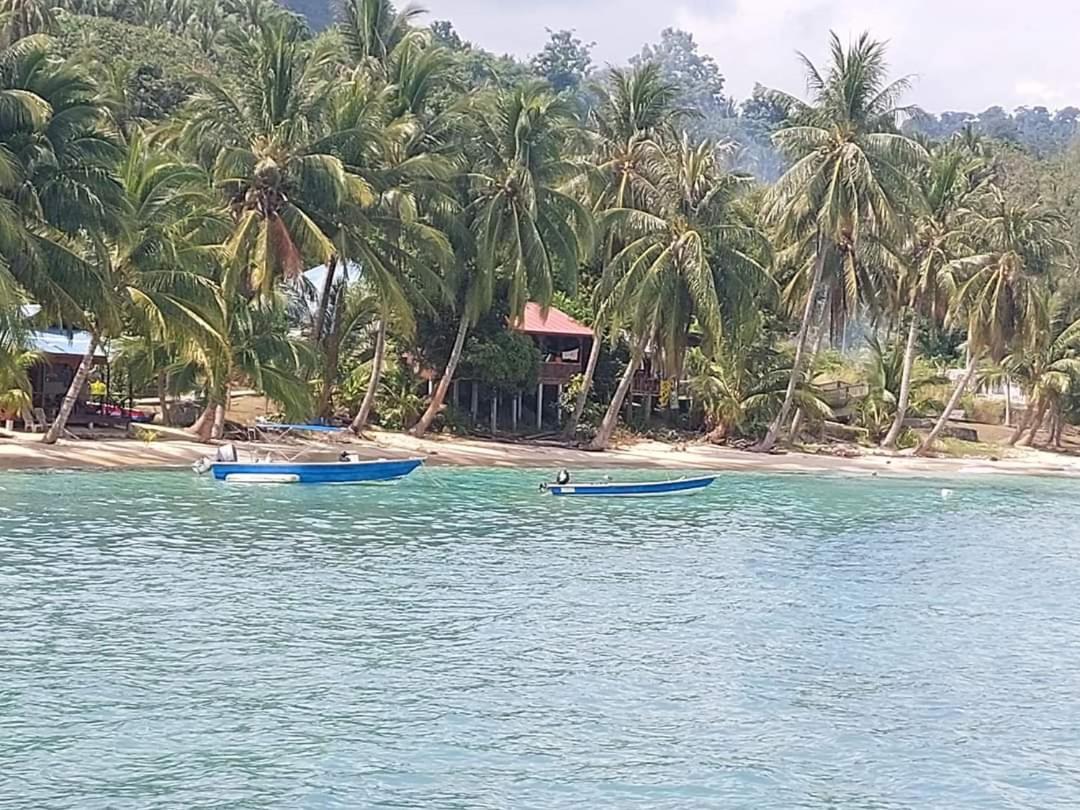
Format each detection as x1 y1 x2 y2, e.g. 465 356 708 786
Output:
3 428 1080 480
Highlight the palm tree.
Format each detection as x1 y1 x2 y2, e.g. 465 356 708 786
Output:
755 31 926 452
185 290 314 439
0 271 34 424
43 132 225 443
0 0 55 45
998 294 1080 448
179 18 359 296
588 136 770 450
916 190 1071 455
338 0 426 74
410 80 593 437
0 35 131 443
881 145 987 448
563 62 683 438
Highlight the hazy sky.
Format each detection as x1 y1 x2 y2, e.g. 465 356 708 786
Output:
423 0 1078 112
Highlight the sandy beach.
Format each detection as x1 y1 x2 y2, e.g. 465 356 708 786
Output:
3 426 1080 480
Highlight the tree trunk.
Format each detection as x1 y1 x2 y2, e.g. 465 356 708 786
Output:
788 407 805 442
755 246 826 452
350 318 387 434
412 313 469 437
1053 404 1065 448
311 254 338 345
1008 402 1034 445
1019 397 1049 447
1004 376 1012 428
882 313 920 449
1048 405 1063 448
157 369 172 427
915 352 979 456
210 382 229 440
589 334 648 451
705 421 728 444
190 401 214 441
42 332 99 445
563 336 601 440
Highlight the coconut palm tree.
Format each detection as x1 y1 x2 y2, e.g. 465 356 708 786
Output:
882 145 987 448
563 62 683 438
338 0 426 75
588 136 771 450
0 0 55 45
0 271 34 423
43 133 225 443
185 290 314 439
179 18 363 296
410 80 593 437
755 31 927 452
916 190 1071 455
998 294 1080 448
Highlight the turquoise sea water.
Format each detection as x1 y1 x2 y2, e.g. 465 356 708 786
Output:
3 467 1080 808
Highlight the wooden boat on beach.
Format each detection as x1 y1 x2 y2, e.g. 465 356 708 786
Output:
541 474 717 497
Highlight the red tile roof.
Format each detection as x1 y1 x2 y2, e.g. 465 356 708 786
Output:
513 302 593 338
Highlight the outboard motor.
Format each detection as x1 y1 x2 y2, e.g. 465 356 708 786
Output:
192 442 237 475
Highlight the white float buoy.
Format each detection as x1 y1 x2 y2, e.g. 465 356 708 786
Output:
940 488 954 500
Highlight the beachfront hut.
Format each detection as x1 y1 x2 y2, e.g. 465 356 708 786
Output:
15 329 122 429
446 302 594 432
516 303 593 429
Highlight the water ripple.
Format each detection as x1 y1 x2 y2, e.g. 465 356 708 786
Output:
3 468 1080 808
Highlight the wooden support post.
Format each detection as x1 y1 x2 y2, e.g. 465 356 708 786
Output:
470 382 478 421
490 390 497 434
511 393 518 431
537 383 544 429
453 380 460 408
556 384 563 426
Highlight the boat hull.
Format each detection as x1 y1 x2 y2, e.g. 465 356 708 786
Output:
210 457 423 484
545 474 717 497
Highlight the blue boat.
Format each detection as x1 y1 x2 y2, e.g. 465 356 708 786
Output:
195 448 423 485
542 474 717 497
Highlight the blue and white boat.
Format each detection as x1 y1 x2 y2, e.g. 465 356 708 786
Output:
541 474 717 497
194 444 423 485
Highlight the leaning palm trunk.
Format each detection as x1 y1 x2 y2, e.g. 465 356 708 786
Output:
42 332 99 445
1019 397 1049 448
190 402 214 440
915 352 979 456
756 248 826 452
789 306 829 442
882 314 921 449
1008 402 1034 445
412 314 470 438
211 388 228 440
563 336 602 440
157 370 172 427
351 318 387 435
311 254 338 346
589 334 649 451
1049 405 1063 448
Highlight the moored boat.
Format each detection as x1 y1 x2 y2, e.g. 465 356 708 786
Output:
541 474 717 497
193 445 423 484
